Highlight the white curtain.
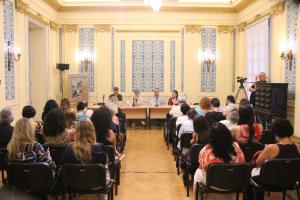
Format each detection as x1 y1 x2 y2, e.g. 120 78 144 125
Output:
245 18 270 83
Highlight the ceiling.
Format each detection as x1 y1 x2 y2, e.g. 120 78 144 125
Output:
44 0 254 12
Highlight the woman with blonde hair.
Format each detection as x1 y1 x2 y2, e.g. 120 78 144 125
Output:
7 118 52 164
61 119 107 164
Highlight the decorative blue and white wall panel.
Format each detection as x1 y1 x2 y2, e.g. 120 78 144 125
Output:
201 28 216 93
285 2 298 100
111 28 115 91
181 28 184 92
79 28 95 92
232 29 236 93
132 40 164 92
59 27 63 92
170 40 176 91
120 40 126 92
4 0 15 100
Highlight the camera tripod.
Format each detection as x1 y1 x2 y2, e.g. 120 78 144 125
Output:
235 83 248 102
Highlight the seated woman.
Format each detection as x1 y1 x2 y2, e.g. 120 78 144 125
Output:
169 96 187 118
176 103 191 127
41 99 59 121
60 98 71 113
43 108 71 145
194 123 245 192
65 109 76 129
91 106 116 147
0 108 14 149
191 116 210 145
168 90 179 105
61 119 107 165
177 110 196 150
220 105 239 131
231 105 263 143
76 101 93 120
7 118 52 164
195 97 211 116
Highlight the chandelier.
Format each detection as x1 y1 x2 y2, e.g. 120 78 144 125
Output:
144 0 163 12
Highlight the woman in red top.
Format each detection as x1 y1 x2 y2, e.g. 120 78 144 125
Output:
194 123 245 193
231 105 263 143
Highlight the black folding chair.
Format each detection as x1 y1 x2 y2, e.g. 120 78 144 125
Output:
7 162 57 198
183 143 206 197
176 132 193 175
259 130 276 145
62 163 114 200
195 163 252 200
165 117 177 151
43 144 66 167
239 142 264 163
104 145 120 195
0 148 8 185
250 158 300 200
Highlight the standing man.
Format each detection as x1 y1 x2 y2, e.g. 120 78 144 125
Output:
149 88 165 106
249 72 267 106
109 87 123 101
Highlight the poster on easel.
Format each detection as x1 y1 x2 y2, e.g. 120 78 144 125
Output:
66 74 88 103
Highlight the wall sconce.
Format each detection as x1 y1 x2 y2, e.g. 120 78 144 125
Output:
79 50 92 72
201 50 215 72
7 41 21 71
280 49 293 70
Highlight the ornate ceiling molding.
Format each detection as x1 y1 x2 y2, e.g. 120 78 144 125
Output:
95 24 111 32
62 24 78 32
50 21 59 31
28 11 49 25
217 25 234 33
116 29 180 33
15 0 29 14
237 22 246 32
185 25 201 33
270 1 285 16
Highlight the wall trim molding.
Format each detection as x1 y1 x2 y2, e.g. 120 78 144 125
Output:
185 25 201 33
62 24 78 32
50 21 58 31
15 0 28 14
116 29 180 33
95 24 111 32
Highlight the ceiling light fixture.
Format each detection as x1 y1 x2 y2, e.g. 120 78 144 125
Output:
144 0 163 12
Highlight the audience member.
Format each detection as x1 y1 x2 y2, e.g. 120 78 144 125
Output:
168 90 179 105
91 106 116 147
109 86 123 101
220 106 239 130
195 97 211 116
0 108 14 148
239 98 250 107
222 95 236 114
76 101 93 120
22 105 36 119
61 119 107 165
169 95 187 118
191 116 210 144
65 109 76 129
7 118 52 164
177 110 196 149
205 98 225 126
41 99 59 121
60 98 71 112
176 103 191 127
231 105 263 143
193 123 245 190
43 108 70 145
149 88 165 106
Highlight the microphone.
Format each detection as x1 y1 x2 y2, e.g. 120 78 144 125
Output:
103 95 105 103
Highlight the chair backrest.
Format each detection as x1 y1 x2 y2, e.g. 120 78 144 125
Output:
259 158 300 188
62 163 106 192
103 145 115 167
0 148 8 170
167 117 178 132
180 132 193 149
189 143 206 172
206 163 252 191
239 142 264 162
259 130 276 145
7 162 53 194
43 144 66 166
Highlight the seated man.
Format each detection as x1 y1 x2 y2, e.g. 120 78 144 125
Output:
109 86 123 101
149 88 165 106
128 89 143 106
205 98 225 126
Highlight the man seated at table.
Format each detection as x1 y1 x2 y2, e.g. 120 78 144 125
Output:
109 86 123 101
149 88 165 106
128 89 143 106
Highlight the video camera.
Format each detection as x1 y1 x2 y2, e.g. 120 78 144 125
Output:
237 76 247 84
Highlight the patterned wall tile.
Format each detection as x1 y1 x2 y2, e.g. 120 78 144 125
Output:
201 28 216 93
232 29 236 92
132 40 164 92
79 28 95 92
170 40 176 91
120 40 126 92
181 28 184 92
59 27 63 92
111 28 115 91
4 0 15 100
285 2 298 100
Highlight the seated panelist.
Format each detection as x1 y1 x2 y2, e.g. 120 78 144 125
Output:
149 88 165 106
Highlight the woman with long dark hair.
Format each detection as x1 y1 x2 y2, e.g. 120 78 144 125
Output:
41 99 59 121
193 123 245 191
231 104 263 143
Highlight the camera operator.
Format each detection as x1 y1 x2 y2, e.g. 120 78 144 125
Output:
249 72 267 106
